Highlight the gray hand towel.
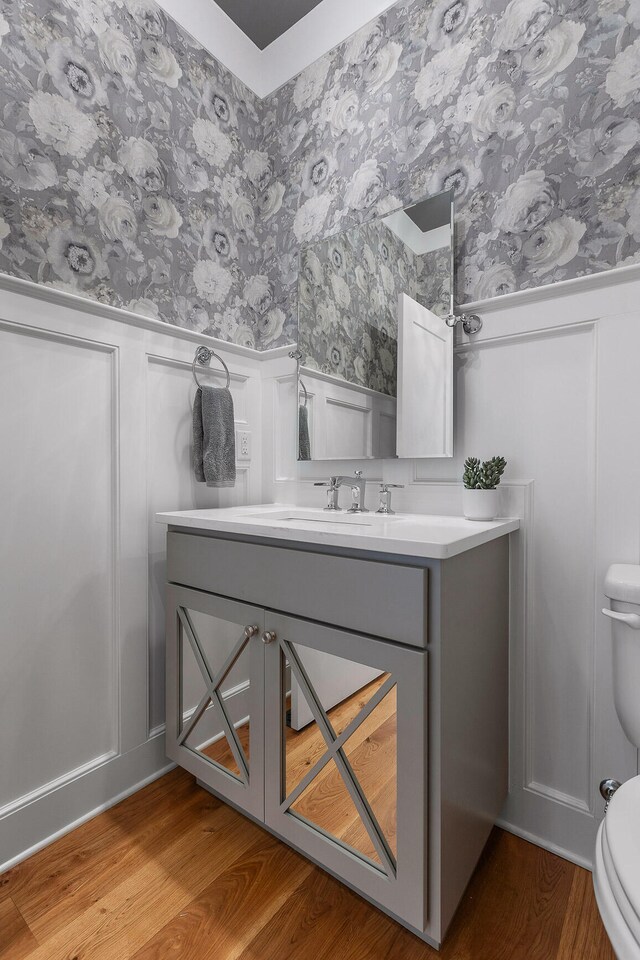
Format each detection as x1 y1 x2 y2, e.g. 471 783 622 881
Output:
298 404 311 461
193 385 236 487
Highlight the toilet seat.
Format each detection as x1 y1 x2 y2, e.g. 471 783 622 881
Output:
594 776 640 959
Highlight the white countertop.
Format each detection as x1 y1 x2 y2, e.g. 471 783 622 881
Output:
156 504 519 560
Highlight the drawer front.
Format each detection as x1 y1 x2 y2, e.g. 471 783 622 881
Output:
167 531 427 648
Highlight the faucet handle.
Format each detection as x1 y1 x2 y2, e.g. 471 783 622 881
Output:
376 482 404 515
315 477 341 510
354 469 363 479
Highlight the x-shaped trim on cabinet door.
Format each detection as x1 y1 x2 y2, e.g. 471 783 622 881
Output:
281 638 397 877
177 607 250 785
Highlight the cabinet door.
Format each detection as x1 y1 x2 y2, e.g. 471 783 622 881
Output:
166 584 265 820
264 613 427 931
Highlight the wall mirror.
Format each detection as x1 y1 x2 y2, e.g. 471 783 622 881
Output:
296 189 454 461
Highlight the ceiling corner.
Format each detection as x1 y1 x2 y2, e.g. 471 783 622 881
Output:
156 0 401 99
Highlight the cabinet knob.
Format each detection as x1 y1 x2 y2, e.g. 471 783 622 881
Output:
261 630 277 644
244 625 259 639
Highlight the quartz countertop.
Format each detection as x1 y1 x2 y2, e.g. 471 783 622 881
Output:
156 504 519 560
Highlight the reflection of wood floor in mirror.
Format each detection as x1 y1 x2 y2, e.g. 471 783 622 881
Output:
202 675 396 865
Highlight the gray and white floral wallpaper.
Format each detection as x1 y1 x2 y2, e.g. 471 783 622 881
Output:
0 0 271 348
0 0 639 351
260 0 640 348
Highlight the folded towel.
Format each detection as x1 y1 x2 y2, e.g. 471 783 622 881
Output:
193 385 236 487
298 404 311 461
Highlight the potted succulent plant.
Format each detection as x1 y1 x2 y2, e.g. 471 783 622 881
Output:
462 455 507 521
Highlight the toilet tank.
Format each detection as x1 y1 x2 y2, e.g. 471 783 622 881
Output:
603 564 640 749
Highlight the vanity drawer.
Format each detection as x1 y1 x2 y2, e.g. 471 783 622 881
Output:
166 531 427 647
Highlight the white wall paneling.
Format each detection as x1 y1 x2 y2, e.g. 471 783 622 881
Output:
266 265 640 867
146 352 260 735
4 264 640 872
0 322 118 812
0 278 264 871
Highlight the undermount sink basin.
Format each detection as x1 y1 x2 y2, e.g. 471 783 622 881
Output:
243 509 399 526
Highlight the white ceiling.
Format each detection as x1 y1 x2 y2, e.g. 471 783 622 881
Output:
156 0 400 98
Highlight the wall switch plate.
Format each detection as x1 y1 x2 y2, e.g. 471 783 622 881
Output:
236 430 251 461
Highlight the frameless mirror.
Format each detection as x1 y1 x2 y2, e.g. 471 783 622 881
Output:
296 190 454 461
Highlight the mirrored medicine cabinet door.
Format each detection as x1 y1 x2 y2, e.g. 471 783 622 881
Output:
296 189 455 461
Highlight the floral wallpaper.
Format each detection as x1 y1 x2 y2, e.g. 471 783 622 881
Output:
260 0 640 348
0 0 639 352
0 0 274 348
299 214 451 396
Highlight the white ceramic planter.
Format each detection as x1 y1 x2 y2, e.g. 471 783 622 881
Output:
463 488 499 521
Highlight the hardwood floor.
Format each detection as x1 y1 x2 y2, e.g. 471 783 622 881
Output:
0 763 614 960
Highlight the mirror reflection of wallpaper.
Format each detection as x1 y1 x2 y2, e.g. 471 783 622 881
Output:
299 218 449 397
418 248 451 321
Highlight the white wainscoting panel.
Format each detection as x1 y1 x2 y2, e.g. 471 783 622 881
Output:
0 278 263 870
0 322 117 812
4 266 640 873
146 353 259 734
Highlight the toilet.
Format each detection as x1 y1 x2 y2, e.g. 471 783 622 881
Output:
594 564 640 959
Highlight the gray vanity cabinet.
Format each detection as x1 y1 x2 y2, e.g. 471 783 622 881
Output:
164 528 510 948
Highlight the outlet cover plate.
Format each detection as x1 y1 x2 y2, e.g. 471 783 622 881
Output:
237 430 251 461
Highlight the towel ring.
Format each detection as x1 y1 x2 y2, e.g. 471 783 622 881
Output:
192 345 231 390
299 378 308 408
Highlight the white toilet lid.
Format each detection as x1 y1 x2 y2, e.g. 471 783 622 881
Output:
603 776 640 945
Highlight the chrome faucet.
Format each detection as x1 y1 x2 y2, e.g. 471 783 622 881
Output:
335 470 368 513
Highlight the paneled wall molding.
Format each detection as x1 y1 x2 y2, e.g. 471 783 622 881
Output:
4 259 640 873
2 259 639 370
0 272 270 363
0 279 263 872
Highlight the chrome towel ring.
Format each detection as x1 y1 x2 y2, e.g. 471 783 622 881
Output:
299 378 308 408
192 345 231 390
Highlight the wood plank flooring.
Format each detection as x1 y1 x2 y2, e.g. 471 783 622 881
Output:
0 764 614 960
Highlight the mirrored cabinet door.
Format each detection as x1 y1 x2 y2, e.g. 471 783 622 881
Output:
165 584 265 820
264 613 428 930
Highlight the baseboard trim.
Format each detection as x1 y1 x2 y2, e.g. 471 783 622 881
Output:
0 735 174 875
497 817 593 872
